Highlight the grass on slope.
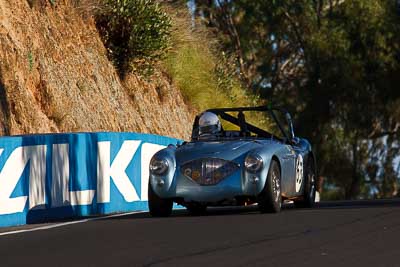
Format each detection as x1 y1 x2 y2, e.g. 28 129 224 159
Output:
162 6 260 113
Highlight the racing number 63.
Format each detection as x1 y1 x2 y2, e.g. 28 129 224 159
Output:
295 154 303 192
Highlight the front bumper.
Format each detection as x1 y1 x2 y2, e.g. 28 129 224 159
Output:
150 169 264 203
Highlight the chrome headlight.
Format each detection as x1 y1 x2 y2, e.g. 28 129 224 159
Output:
150 157 169 175
244 154 263 173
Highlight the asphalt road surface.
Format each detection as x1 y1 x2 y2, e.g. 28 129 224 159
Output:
0 199 399 267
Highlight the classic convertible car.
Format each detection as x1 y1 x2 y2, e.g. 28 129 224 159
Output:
148 106 317 216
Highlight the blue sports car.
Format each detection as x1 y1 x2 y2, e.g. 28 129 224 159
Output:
148 106 317 216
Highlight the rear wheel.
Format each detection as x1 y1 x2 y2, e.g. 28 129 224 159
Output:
148 182 173 217
258 159 281 213
294 157 316 208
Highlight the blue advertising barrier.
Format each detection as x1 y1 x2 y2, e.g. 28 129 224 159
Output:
0 132 182 228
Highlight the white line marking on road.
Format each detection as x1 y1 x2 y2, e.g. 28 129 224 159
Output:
0 210 148 237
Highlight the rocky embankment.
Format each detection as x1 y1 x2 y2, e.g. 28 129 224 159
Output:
0 0 194 139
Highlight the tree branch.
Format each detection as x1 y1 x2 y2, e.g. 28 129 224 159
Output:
368 130 399 140
216 0 250 87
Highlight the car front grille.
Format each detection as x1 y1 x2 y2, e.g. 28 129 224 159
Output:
180 158 240 185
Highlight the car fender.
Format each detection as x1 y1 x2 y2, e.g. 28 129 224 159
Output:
242 141 285 196
149 146 177 198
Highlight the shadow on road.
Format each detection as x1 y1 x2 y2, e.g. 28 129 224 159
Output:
314 198 400 210
98 205 262 222
97 198 400 222
11 198 398 227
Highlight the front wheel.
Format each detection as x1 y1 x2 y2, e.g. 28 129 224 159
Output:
148 182 173 217
258 159 282 213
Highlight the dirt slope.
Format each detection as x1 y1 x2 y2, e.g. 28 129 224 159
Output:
0 0 194 139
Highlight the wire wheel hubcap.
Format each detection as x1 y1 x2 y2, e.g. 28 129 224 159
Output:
272 170 281 202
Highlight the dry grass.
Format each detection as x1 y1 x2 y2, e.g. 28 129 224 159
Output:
161 4 272 131
71 0 105 18
162 4 260 112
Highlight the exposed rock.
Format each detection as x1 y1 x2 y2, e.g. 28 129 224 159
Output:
0 0 194 140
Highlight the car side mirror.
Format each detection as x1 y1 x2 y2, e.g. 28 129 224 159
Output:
291 137 300 145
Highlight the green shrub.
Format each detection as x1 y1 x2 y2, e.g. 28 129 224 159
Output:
96 0 171 76
28 51 34 71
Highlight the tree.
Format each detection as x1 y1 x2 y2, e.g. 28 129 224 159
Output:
191 0 400 199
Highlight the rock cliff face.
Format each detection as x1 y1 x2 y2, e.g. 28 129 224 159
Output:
0 0 194 139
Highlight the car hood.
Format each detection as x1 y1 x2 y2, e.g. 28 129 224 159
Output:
175 139 275 163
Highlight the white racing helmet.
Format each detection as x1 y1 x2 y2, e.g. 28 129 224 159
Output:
198 112 221 136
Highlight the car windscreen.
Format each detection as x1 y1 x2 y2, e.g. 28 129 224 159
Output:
192 109 289 141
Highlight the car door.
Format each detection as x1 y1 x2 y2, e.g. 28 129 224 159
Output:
281 144 297 196
271 109 306 197
290 141 308 196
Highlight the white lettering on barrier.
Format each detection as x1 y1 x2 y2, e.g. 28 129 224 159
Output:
51 144 95 207
0 146 46 215
140 143 167 201
0 139 169 215
97 141 141 203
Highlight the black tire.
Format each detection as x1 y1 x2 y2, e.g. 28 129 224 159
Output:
258 159 282 213
294 156 316 208
148 182 173 217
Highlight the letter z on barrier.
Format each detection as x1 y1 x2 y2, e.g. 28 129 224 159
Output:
0 146 46 215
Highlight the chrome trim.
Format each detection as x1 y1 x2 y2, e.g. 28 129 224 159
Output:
179 157 240 168
180 157 240 185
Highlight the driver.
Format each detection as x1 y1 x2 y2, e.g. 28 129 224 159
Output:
198 112 222 139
